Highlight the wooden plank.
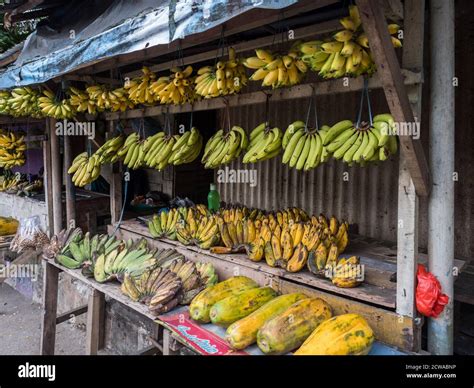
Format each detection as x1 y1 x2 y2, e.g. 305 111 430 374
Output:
356 0 430 197
105 70 421 121
395 0 423 345
77 0 338 76
124 20 341 79
85 289 105 355
56 305 88 325
44 257 156 320
114 221 396 308
42 119 54 236
49 117 63 234
40 261 59 355
109 120 123 225
63 133 76 228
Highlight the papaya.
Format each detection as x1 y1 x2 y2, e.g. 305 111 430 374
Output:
0 216 19 236
189 276 258 323
294 313 374 355
225 293 308 350
210 287 278 327
257 298 332 354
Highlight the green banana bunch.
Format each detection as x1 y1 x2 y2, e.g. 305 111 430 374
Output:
95 135 125 164
323 113 398 166
201 126 249 168
148 208 183 240
282 121 330 170
117 132 146 170
143 132 178 171
167 127 204 166
242 122 283 163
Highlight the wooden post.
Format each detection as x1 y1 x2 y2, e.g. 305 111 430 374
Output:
42 119 54 236
109 120 123 225
86 289 105 355
395 0 424 328
428 0 455 355
63 133 76 227
50 118 63 234
40 261 59 355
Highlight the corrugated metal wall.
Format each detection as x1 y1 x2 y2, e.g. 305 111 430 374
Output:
217 90 400 244
216 2 474 259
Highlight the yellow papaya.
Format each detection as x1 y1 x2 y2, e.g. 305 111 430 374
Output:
257 298 332 354
294 313 374 355
210 287 278 326
0 216 19 236
225 293 308 350
189 276 258 323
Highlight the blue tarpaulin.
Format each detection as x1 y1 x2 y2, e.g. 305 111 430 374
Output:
0 0 298 89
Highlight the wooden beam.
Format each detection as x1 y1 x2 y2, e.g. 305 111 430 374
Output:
86 289 105 355
75 0 338 76
109 120 123 225
124 20 341 79
40 261 59 355
63 134 76 228
104 70 421 120
356 0 430 197
49 118 63 234
396 0 424 322
56 305 88 325
42 120 54 236
56 75 123 86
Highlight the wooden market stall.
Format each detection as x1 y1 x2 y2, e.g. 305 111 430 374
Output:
1 0 461 355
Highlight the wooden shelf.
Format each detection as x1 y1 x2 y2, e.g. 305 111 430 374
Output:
104 70 421 121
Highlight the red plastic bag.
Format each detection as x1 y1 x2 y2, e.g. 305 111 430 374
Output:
415 264 449 318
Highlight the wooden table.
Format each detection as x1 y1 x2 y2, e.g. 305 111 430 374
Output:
40 257 165 355
112 219 426 352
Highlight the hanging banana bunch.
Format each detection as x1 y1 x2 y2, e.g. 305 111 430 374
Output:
298 5 402 78
124 66 157 105
6 87 43 118
69 87 98 115
151 65 195 105
201 126 248 169
242 122 283 163
0 91 12 116
86 84 133 112
38 89 75 119
115 132 147 170
94 135 125 164
195 48 248 98
281 122 331 171
323 113 398 165
0 131 26 168
243 48 307 88
68 152 101 187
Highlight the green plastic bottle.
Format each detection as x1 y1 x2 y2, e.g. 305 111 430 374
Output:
207 183 220 213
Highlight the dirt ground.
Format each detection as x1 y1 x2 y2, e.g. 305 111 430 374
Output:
0 283 102 355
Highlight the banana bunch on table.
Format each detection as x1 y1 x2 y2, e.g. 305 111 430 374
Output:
242 122 283 163
195 48 248 98
201 126 248 168
243 48 307 88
